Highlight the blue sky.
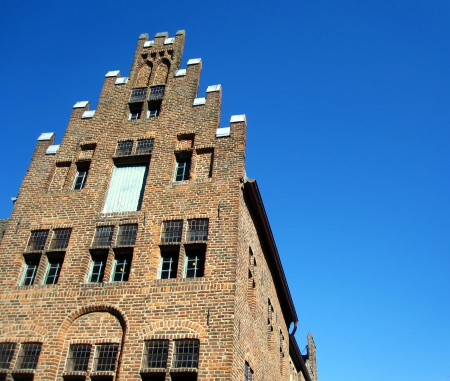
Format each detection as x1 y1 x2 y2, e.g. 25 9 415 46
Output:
1 1 449 380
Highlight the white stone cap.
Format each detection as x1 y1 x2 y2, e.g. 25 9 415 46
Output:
164 37 174 44
187 58 201 65
216 127 230 138
175 69 186 77
115 77 128 85
230 114 246 123
155 32 168 38
193 97 206 106
207 84 222 93
38 132 54 141
46 145 60 155
144 40 154 48
139 33 149 40
105 70 120 77
176 30 186 36
82 110 95 119
73 101 89 108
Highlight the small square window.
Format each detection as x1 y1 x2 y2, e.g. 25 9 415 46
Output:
174 155 191 182
49 228 72 250
136 139 154 155
44 257 64 285
93 344 118 372
186 219 208 242
0 343 16 369
111 254 131 282
92 226 114 247
159 250 179 279
143 340 169 368
172 340 199 368
73 165 89 190
66 344 91 372
129 104 143 120
147 100 162 118
184 248 205 279
88 255 107 283
161 221 183 243
27 230 48 252
115 141 133 156
16 343 42 370
116 224 138 246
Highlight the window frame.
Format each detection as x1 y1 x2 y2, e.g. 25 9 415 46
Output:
160 221 183 244
186 219 209 242
174 155 191 182
88 254 107 283
92 226 114 248
92 344 119 372
172 340 199 369
65 344 92 372
15 343 42 370
142 340 169 369
44 256 64 285
0 343 16 370
184 248 205 279
27 230 49 252
21 257 40 286
158 250 179 279
49 228 72 251
111 253 132 282
73 164 89 190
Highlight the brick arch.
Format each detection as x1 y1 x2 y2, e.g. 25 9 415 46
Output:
0 324 46 339
151 58 171 85
135 61 153 88
141 320 205 337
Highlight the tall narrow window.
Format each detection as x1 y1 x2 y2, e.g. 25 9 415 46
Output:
21 257 39 286
143 340 169 368
111 254 131 282
244 362 254 381
174 155 191 182
73 164 89 190
93 344 118 372
0 343 16 369
116 224 138 246
172 340 199 368
88 255 107 283
159 249 179 279
161 221 183 243
186 219 209 242
44 257 64 285
66 344 91 372
16 343 42 370
184 248 205 278
49 228 72 250
92 226 114 247
27 230 48 252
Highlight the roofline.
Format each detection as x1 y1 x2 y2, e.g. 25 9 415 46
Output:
244 179 298 324
289 335 313 381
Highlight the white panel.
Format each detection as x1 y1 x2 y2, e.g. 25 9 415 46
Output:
216 127 230 137
193 97 206 106
38 132 54 141
105 70 120 77
175 69 186 77
155 32 168 37
46 145 60 155
73 101 89 108
103 165 148 213
115 77 128 85
187 58 201 65
164 37 174 44
206 84 221 92
82 110 95 119
230 114 246 123
144 40 154 47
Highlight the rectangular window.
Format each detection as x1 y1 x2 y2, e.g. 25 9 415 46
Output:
103 164 148 213
160 221 183 243
115 141 133 156
21 257 39 286
159 250 179 279
149 85 165 100
27 230 48 252
136 139 154 155
172 340 199 368
93 344 118 372
147 100 161 118
174 155 191 182
0 343 16 369
111 254 131 282
130 88 147 102
244 362 253 381
44 257 64 285
143 340 169 368
49 228 72 250
184 248 205 278
16 343 42 370
116 224 138 246
73 164 89 190
129 103 142 120
88 255 107 283
186 219 209 242
92 226 114 247
66 344 91 372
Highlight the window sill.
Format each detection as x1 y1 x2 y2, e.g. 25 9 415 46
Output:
170 368 198 373
140 368 166 374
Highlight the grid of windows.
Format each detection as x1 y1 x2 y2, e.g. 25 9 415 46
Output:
115 141 133 156
116 224 138 246
88 255 107 283
44 257 63 285
136 139 154 155
185 250 205 278
143 340 169 368
172 340 199 368
73 165 89 190
174 156 191 182
244 362 254 381
27 230 48 252
161 221 183 243
16 343 42 370
111 254 131 282
93 344 118 372
49 228 71 250
66 344 91 372
92 226 114 247
130 88 147 102
159 250 179 279
21 258 39 286
0 343 16 369
186 219 209 242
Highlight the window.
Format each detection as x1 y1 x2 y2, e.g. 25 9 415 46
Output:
111 254 131 282
186 219 208 242
129 103 142 120
73 164 89 190
244 362 253 381
15 343 41 370
27 230 48 252
49 228 71 250
130 88 147 102
93 344 118 372
103 164 149 213
161 221 183 243
21 257 39 286
92 226 114 247
88 255 107 283
44 257 64 285
115 141 133 156
0 343 16 369
142 340 169 368
116 224 138 246
149 85 165 100
147 100 161 118
174 155 191 182
159 250 179 279
172 340 199 368
136 139 154 155
184 248 205 278
66 344 91 372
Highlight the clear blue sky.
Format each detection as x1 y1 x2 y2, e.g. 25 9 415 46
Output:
1 1 449 380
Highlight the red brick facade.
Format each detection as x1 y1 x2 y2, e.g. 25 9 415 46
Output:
0 31 317 381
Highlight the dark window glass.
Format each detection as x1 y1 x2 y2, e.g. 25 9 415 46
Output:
172 340 199 368
159 250 178 279
148 85 165 100
116 224 138 246
16 343 42 370
73 165 89 190
130 88 147 102
147 100 161 118
185 250 205 278
44 257 63 285
143 340 169 368
186 219 208 242
0 343 16 369
21 258 39 286
93 344 118 372
89 255 107 283
161 221 183 243
27 230 48 251
244 362 253 381
49 228 71 250
92 226 114 247
136 139 154 155
112 254 131 282
174 156 191 182
66 344 91 372
115 141 133 156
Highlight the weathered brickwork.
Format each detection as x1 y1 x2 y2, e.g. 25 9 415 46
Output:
0 30 317 381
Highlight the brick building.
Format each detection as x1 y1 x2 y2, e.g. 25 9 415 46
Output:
0 31 317 381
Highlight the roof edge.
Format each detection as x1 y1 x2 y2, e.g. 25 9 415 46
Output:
289 335 313 381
